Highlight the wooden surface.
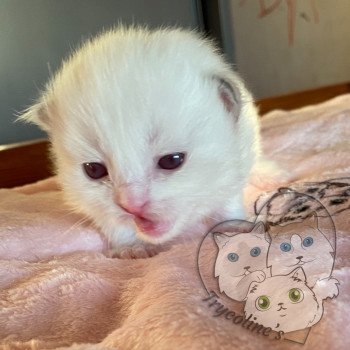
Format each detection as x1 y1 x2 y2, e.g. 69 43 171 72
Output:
1 82 349 189
0 139 53 188
256 82 350 115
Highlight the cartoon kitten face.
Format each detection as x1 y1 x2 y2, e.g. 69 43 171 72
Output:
214 222 269 279
213 222 270 301
244 268 322 333
267 214 334 286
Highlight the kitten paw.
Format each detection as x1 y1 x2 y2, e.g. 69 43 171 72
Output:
314 277 340 300
108 244 159 259
251 270 266 283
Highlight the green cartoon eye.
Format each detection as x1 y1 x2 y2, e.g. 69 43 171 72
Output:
288 288 304 303
256 296 271 311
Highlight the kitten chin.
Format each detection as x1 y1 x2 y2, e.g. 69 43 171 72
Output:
20 26 260 257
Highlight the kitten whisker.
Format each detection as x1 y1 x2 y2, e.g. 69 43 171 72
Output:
60 216 91 236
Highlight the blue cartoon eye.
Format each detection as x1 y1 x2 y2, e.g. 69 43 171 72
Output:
227 253 239 262
280 242 292 252
303 237 314 247
250 247 261 257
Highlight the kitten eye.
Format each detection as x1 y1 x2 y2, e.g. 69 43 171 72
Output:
158 152 185 170
280 242 292 252
302 237 314 247
288 288 304 303
256 295 271 311
250 247 261 257
83 162 108 180
227 252 239 262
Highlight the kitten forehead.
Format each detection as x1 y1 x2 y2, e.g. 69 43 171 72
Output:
251 273 306 293
47 28 239 175
268 218 319 238
50 28 230 120
217 232 267 254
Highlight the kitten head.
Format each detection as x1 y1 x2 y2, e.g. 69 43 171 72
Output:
20 27 259 244
266 213 334 285
244 267 321 333
214 222 269 278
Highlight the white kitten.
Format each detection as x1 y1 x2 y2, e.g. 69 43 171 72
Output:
20 27 260 257
214 222 270 301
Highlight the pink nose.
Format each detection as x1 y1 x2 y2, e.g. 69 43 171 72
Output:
119 203 146 217
116 185 148 217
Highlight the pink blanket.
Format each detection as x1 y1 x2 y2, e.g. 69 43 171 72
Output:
1 95 350 349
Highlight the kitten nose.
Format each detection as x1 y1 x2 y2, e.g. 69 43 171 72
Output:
119 203 146 217
278 303 284 306
117 192 148 216
296 256 303 260
116 183 149 217
244 266 250 270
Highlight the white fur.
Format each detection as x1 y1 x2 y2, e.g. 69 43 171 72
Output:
20 27 260 255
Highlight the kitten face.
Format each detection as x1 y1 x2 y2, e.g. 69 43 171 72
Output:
244 268 321 333
214 223 269 278
267 214 334 286
21 28 259 246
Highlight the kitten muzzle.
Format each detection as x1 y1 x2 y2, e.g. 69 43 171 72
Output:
134 216 171 238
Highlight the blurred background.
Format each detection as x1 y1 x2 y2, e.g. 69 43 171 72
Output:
1 0 350 144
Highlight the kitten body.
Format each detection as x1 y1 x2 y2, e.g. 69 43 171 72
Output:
214 222 270 301
21 27 260 256
266 214 334 287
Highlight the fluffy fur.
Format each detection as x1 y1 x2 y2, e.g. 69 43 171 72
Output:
20 27 260 256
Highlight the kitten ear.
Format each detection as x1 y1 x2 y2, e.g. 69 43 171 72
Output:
266 224 280 239
303 212 318 228
213 232 230 248
290 267 306 282
251 221 265 235
18 97 52 132
215 76 241 121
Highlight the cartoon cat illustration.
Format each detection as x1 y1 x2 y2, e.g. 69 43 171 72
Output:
266 213 334 287
214 222 270 301
244 267 339 333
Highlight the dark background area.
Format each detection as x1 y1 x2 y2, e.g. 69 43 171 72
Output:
0 0 207 144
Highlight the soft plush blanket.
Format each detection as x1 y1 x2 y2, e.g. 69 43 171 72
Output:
1 95 350 349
